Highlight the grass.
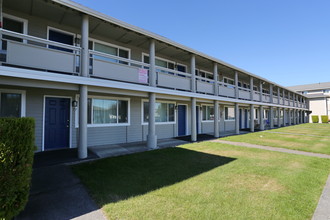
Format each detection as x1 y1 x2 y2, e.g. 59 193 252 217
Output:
72 141 330 220
222 124 330 155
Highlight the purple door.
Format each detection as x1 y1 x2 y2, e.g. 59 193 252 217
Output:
44 97 70 150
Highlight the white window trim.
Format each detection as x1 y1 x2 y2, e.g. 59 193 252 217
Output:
90 37 131 60
141 99 176 125
75 95 130 128
0 88 26 117
42 95 72 151
142 53 187 71
3 13 28 35
201 104 215 122
224 106 235 121
47 26 76 45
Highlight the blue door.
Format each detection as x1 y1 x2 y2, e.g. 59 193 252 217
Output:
44 97 70 150
244 109 248 128
178 105 186 136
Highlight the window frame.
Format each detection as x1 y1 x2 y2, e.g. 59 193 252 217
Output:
75 95 130 128
90 37 131 62
47 26 76 45
142 53 187 73
224 106 235 121
141 99 176 125
3 13 28 35
201 104 215 122
0 88 26 118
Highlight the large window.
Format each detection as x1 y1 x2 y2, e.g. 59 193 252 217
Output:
143 101 175 123
93 41 129 65
225 107 235 120
0 90 25 118
87 97 129 125
48 28 75 53
202 105 214 121
143 54 187 73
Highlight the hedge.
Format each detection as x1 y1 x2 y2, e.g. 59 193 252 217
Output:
311 115 319 123
321 115 329 123
0 118 35 220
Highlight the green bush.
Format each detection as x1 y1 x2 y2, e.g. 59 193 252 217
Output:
321 115 329 123
311 115 319 123
0 118 35 220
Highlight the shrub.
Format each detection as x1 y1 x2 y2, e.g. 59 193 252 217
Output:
0 118 35 220
311 115 319 123
321 115 329 123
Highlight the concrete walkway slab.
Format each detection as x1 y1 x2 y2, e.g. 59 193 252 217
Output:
210 139 330 159
313 174 330 220
17 165 106 220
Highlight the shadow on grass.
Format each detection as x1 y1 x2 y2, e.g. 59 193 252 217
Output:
71 147 236 206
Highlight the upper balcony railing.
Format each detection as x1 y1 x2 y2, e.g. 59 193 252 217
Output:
0 29 307 108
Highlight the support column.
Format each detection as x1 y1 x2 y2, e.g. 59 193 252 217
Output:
235 71 239 99
147 93 157 149
283 108 287 127
0 0 3 51
277 87 280 104
270 84 273 103
259 105 264 131
250 76 254 101
214 100 219 138
293 110 296 125
235 103 240 134
259 81 263 102
191 97 197 142
270 107 274 128
149 39 156 87
78 14 89 159
288 109 292 126
282 90 285 105
213 63 219 96
277 107 281 127
191 55 196 93
250 104 255 132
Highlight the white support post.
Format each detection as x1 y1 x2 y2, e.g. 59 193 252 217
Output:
191 97 197 141
191 55 196 93
277 108 281 127
288 109 292 126
259 105 264 130
250 76 254 101
78 14 89 159
259 81 263 102
278 87 281 104
283 108 287 127
270 107 274 129
269 84 273 103
214 100 219 138
147 92 157 149
213 63 219 96
235 71 239 99
235 103 240 134
149 39 156 87
250 104 255 132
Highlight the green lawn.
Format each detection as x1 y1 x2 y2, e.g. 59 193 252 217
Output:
72 142 330 220
222 124 330 155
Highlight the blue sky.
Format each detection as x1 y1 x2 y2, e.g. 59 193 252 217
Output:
74 0 330 86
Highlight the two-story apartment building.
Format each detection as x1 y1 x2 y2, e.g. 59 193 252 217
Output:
0 0 308 159
289 82 330 122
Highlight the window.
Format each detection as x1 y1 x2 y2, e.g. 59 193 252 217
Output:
0 90 25 117
87 97 129 125
223 77 234 85
93 41 129 65
143 101 175 123
2 14 28 51
264 109 269 119
255 109 259 119
202 105 214 121
47 28 75 53
225 107 235 120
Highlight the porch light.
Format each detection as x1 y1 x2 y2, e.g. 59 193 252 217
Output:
72 100 78 108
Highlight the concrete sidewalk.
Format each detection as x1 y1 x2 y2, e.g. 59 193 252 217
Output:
17 165 105 220
210 139 330 159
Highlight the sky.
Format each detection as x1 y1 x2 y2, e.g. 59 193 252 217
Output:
73 0 330 86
